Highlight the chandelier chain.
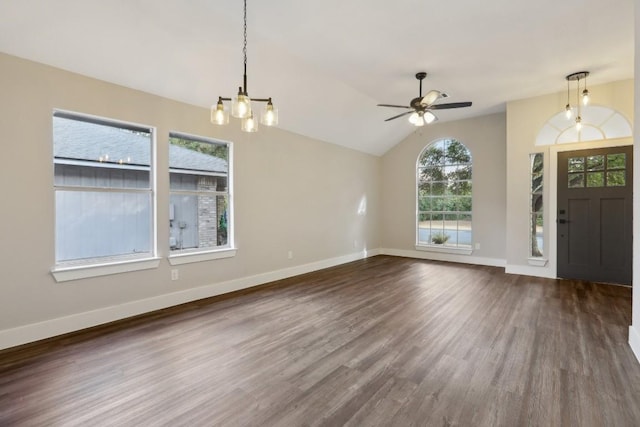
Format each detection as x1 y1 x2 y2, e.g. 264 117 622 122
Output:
243 0 247 74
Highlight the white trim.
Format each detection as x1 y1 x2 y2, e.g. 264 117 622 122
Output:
527 257 548 267
505 263 557 279
168 248 237 265
629 326 640 365
415 244 473 255
382 248 505 267
52 257 161 282
1 249 381 351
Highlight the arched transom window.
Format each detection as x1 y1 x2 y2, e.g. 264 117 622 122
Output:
417 138 472 249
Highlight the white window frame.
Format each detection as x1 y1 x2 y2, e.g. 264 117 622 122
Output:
528 152 547 266
51 110 159 282
415 138 473 255
168 131 236 265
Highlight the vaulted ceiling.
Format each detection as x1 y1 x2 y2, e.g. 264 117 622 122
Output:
0 0 633 155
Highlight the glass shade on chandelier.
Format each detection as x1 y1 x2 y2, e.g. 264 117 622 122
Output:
241 112 258 132
575 116 582 132
260 99 278 126
232 89 252 119
582 88 590 106
211 98 229 125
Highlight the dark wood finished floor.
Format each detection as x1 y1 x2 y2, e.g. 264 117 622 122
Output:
1 256 640 426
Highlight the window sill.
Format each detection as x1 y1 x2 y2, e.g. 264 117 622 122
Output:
168 248 237 265
527 257 548 267
52 257 161 282
415 245 473 256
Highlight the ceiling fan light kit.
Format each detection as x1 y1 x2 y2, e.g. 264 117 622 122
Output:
377 72 472 127
211 0 278 132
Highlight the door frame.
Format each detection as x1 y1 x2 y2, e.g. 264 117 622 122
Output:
547 137 632 279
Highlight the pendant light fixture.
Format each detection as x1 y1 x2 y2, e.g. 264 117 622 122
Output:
565 71 590 131
211 0 278 132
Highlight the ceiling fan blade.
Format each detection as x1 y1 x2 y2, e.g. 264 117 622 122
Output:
420 90 444 106
377 104 412 109
429 102 472 110
385 111 414 122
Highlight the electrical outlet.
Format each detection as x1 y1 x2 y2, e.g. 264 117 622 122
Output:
475 243 481 250
353 240 358 248
287 251 293 259
171 269 179 281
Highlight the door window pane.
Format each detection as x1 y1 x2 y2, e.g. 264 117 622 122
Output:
607 171 626 187
568 173 584 188
568 157 585 172
586 155 605 171
587 172 604 187
607 153 625 169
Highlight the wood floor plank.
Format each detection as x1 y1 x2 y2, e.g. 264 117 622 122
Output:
1 255 640 426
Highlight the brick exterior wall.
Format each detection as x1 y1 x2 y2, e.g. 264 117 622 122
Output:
197 176 217 248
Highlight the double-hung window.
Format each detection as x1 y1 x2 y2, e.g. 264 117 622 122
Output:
168 132 233 262
53 111 156 277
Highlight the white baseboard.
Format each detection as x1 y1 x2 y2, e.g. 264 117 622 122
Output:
381 248 506 268
505 264 557 279
630 325 640 365
0 249 381 351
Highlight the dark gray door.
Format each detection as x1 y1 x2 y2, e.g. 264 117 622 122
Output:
557 146 633 285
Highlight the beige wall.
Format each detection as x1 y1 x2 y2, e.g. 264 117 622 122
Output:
380 113 507 264
506 79 634 278
0 52 381 348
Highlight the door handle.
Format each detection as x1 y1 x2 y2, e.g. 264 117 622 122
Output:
557 219 568 224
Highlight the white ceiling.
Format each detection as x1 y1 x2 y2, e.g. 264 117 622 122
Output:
0 0 634 155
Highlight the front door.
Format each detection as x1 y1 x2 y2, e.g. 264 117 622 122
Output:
557 146 633 285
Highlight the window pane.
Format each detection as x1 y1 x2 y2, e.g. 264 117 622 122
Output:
568 157 585 173
530 153 544 258
586 155 604 171
531 214 544 257
417 213 431 245
607 171 626 187
459 196 472 213
53 113 154 265
568 173 584 188
53 116 151 189
449 165 472 181
607 153 625 170
431 181 446 195
587 172 604 187
431 197 446 212
169 134 230 253
419 165 443 181
418 197 432 211
55 190 151 262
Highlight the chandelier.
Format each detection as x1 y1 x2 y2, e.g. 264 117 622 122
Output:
564 71 590 131
211 0 278 132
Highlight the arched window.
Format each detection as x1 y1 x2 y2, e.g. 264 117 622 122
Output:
417 138 472 250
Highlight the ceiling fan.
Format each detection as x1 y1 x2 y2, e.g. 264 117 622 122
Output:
377 72 472 126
